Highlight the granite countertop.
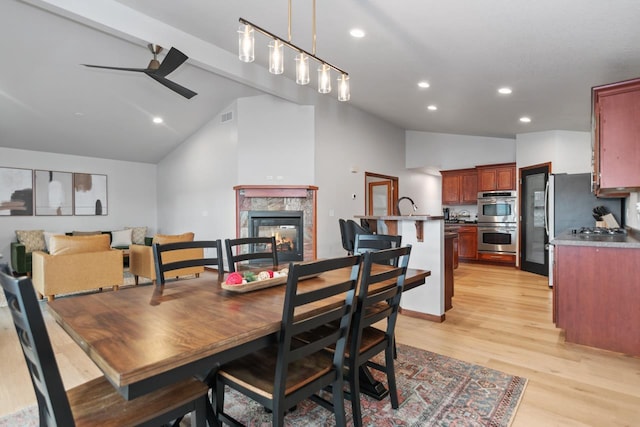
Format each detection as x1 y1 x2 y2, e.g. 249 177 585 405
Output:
355 215 444 221
551 228 640 248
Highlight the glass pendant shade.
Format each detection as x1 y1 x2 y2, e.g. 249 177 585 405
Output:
295 53 310 85
318 64 331 94
238 24 255 63
338 74 350 101
268 39 284 74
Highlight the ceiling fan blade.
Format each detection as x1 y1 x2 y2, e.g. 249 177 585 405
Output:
146 73 197 99
153 47 188 77
83 64 148 73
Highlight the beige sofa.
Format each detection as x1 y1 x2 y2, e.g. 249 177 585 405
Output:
129 232 204 284
32 234 123 301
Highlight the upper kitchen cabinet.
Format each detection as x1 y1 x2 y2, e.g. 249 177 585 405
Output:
441 168 477 205
592 78 640 196
477 163 516 192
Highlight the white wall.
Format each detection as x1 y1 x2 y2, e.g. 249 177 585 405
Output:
515 130 591 173
0 147 157 261
406 131 516 170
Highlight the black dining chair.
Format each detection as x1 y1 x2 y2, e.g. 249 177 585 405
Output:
339 219 373 255
213 255 362 427
345 245 411 426
0 263 209 427
225 236 278 272
353 233 403 265
153 239 224 285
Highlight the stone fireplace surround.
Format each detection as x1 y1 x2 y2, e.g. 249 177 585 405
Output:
234 185 318 261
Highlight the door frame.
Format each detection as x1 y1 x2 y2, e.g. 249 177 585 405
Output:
365 172 398 215
518 162 552 274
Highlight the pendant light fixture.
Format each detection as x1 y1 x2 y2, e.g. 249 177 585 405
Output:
238 0 350 101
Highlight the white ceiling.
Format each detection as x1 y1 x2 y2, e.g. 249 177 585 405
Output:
2 0 640 164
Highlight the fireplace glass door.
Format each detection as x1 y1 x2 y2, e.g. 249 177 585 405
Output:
249 211 304 263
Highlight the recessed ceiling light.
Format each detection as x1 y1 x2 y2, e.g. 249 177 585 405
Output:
153 117 163 124
427 105 437 111
519 116 531 123
418 81 430 89
74 112 84 117
498 87 512 95
350 28 365 38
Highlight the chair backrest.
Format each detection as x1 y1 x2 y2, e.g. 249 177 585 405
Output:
0 263 75 426
275 255 361 403
350 245 412 356
153 239 224 285
224 236 278 272
338 219 352 253
354 233 403 266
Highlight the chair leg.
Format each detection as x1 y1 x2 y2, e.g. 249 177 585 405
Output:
349 365 363 427
332 378 348 427
213 378 225 425
385 346 399 409
192 395 208 427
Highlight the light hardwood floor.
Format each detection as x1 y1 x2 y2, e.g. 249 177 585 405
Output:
1 263 639 425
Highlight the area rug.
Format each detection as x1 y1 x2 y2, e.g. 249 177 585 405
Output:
0 344 527 426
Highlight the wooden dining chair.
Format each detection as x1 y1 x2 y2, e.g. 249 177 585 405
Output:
153 239 224 285
0 263 209 427
353 233 403 266
344 245 411 426
224 236 278 272
213 255 362 427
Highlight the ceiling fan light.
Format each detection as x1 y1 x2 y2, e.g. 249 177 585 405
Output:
295 53 310 85
238 24 255 63
318 64 331 94
338 74 350 102
268 39 284 74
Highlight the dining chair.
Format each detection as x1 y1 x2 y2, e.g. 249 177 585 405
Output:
353 233 403 265
0 263 209 427
345 245 411 426
224 236 278 272
213 255 362 427
153 239 224 285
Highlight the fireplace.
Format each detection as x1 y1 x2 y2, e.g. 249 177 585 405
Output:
234 185 318 261
249 211 303 262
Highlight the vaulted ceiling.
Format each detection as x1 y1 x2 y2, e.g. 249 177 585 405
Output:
2 0 639 163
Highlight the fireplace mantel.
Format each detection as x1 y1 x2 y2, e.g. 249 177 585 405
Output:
234 185 318 260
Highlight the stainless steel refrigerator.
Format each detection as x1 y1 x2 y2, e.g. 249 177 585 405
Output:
546 173 624 286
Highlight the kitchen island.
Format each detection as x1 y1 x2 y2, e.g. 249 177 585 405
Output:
551 228 640 356
355 215 448 321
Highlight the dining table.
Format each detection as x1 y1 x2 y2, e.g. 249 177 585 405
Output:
47 264 430 407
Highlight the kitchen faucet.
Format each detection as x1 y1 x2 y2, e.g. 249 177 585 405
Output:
396 197 418 216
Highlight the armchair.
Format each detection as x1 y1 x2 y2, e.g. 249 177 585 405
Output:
129 232 204 284
31 234 123 301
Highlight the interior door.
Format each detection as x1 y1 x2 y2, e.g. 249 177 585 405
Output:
369 181 392 215
520 163 551 275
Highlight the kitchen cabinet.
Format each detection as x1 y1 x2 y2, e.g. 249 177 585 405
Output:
457 226 477 260
554 244 640 356
477 163 516 192
441 168 477 205
592 77 640 196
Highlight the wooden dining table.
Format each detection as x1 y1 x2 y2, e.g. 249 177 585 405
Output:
47 265 430 403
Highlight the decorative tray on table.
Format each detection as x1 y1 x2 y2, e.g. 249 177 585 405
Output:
221 268 289 293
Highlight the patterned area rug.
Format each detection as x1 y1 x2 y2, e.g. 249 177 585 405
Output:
0 344 527 426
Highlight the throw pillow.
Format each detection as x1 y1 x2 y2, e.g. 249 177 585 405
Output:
153 232 195 245
111 229 133 248
125 226 147 245
43 231 64 252
15 230 46 253
49 234 111 255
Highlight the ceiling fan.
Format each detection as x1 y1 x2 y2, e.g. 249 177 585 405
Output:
83 44 197 99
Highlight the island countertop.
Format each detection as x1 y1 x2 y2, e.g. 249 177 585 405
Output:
551 228 640 248
355 215 444 221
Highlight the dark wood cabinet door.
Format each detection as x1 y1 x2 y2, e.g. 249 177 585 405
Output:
477 163 516 191
496 166 515 190
598 84 640 190
477 169 496 192
461 172 478 204
457 226 477 260
441 172 461 204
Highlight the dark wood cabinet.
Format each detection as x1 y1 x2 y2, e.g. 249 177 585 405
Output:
554 244 640 356
592 78 640 196
441 168 477 205
477 163 516 192
457 226 477 260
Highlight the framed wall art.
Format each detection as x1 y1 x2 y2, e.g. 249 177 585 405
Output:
34 170 73 216
73 173 108 215
0 167 33 216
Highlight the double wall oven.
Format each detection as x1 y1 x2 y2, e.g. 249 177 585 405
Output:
477 191 517 256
